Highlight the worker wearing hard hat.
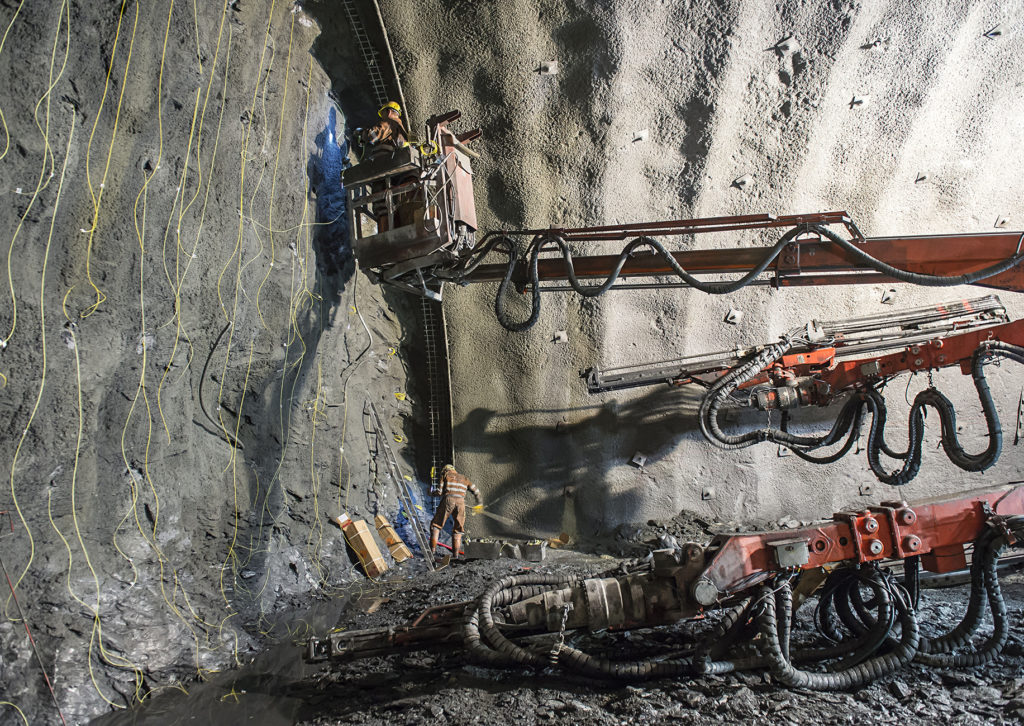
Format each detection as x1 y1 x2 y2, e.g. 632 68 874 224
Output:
357 101 407 151
429 464 482 558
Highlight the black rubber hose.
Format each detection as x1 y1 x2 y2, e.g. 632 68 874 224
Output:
915 530 1011 667
841 529 1001 663
703 338 1023 484
791 573 892 668
491 236 541 333
814 570 850 644
483 221 1024 332
700 340 873 452
492 226 810 332
464 573 697 679
696 598 768 674
863 342 1024 485
756 579 919 690
786 396 864 464
698 340 795 449
198 321 244 450
812 225 1024 288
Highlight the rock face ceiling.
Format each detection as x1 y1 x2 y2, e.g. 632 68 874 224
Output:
0 0 1022 721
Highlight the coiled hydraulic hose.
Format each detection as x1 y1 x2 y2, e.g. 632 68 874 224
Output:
459 518 1024 686
822 525 1019 668
485 223 1024 332
862 341 1024 485
493 227 807 332
698 338 1024 485
756 575 920 690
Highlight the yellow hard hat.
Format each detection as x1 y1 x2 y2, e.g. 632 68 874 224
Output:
442 464 456 472
378 101 401 118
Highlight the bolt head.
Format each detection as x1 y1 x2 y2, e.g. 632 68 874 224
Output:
910 346 920 354
863 517 878 533
903 535 921 552
868 539 884 555
914 358 924 366
899 509 917 525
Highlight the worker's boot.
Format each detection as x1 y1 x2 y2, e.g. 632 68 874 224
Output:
452 533 463 560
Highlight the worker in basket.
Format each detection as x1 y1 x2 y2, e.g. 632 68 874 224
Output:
355 101 408 155
429 464 482 558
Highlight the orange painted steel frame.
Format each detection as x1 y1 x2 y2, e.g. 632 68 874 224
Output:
700 485 1024 598
733 318 1024 395
465 211 1024 294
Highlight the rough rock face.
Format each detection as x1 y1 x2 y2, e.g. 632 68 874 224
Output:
383 0 1024 541
2 0 1024 722
0 1 421 722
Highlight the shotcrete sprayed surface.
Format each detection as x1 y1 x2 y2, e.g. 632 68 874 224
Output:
0 0 1022 722
384 0 1024 540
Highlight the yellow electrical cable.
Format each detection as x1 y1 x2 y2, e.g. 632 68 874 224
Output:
154 82 202 441
306 359 326 583
0 0 26 161
120 0 226 685
254 12 296 331
235 35 277 299
61 288 140 708
242 46 315 584
158 83 201 327
80 0 139 319
210 0 278 625
2 0 70 346
0 702 28 726
165 22 233 394
4 107 74 620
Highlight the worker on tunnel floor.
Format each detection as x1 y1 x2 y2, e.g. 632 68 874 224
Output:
429 464 482 558
357 101 407 153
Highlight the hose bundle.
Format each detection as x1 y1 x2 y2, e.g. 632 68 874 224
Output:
460 520 1023 687
698 339 1024 486
756 569 920 690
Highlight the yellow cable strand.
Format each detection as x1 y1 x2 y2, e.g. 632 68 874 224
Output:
0 0 26 161
254 12 296 330
61 288 139 708
2 0 70 346
80 0 139 319
0 702 28 726
155 0 230 441
4 107 75 619
211 0 277 620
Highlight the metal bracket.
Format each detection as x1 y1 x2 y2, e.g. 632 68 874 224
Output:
773 240 801 288
769 538 810 568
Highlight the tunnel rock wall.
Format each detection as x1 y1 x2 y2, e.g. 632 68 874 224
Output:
382 0 1024 542
0 1 421 721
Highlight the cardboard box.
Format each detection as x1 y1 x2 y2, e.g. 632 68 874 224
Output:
334 513 388 578
374 514 413 562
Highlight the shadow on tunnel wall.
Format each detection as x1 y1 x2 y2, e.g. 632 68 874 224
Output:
226 104 355 608
456 385 709 540
456 382 864 541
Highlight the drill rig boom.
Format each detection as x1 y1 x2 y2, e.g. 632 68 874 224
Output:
586 295 1010 398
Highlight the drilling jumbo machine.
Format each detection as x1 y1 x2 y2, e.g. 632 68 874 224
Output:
310 110 1024 688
